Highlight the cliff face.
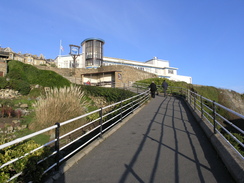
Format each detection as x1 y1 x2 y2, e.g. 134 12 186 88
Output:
219 89 244 116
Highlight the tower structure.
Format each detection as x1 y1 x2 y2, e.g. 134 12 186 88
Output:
81 38 105 68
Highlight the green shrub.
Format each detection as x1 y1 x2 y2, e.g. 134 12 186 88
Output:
0 140 51 183
0 77 7 89
7 60 71 88
79 85 135 102
9 79 31 95
224 133 244 156
28 88 45 98
0 99 15 108
37 70 70 87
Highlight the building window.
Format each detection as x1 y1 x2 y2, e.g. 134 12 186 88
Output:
168 70 174 74
84 39 104 67
85 41 93 59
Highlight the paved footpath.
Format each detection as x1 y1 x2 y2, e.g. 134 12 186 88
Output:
54 95 235 183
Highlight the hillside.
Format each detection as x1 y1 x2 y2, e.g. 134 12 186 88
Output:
193 84 244 116
137 78 244 116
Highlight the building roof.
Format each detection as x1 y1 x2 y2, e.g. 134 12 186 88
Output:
81 38 105 45
104 56 178 70
81 70 121 75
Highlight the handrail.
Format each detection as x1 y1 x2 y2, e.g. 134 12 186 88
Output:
179 87 244 158
0 87 150 182
1 85 243 182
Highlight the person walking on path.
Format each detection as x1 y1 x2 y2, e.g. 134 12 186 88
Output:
162 80 168 97
148 81 157 98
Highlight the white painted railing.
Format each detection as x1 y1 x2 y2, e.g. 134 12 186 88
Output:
0 89 150 182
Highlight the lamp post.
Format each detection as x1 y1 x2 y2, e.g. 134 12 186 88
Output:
69 44 80 83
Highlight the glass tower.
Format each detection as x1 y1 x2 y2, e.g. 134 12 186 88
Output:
81 38 105 68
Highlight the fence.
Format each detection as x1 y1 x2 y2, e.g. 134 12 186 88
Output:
0 84 243 182
0 88 149 182
127 83 243 159
128 83 243 159
187 88 243 156
168 86 244 159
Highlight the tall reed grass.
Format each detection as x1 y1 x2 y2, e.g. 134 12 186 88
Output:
30 85 86 132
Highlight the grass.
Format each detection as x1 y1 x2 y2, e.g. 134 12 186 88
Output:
29 85 87 134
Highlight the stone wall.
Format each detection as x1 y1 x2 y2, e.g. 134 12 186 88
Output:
35 65 157 86
104 65 157 85
0 89 20 99
0 60 7 77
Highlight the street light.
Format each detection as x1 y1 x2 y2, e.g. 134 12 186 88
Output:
69 44 80 76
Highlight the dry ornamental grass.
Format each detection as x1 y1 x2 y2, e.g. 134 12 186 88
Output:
30 85 86 132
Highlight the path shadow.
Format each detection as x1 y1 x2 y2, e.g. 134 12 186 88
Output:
119 96 234 183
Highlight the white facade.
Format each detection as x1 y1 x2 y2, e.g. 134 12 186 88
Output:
54 55 83 68
54 55 192 83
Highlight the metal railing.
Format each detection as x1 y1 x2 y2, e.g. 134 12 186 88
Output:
0 89 150 182
143 84 243 159
1 84 243 182
124 83 243 159
180 87 244 159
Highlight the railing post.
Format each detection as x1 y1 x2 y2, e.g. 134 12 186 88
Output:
194 93 196 110
120 100 123 122
189 91 192 106
55 122 60 171
137 84 138 94
131 99 134 113
187 89 189 103
213 100 216 134
201 95 203 119
99 107 103 138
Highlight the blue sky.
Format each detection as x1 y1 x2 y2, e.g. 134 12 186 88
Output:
1 0 244 93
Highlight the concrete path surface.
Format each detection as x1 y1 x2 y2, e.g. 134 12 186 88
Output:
54 95 234 183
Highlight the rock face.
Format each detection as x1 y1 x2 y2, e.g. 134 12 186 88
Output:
0 89 20 99
219 89 244 116
0 103 30 134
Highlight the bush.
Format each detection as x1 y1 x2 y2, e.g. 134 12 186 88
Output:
9 79 31 95
7 60 71 88
28 88 45 98
37 70 70 87
79 85 135 102
0 139 51 183
224 133 244 156
0 77 7 89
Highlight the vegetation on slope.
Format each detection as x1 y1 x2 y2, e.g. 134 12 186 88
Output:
6 60 71 90
137 78 244 114
0 61 137 182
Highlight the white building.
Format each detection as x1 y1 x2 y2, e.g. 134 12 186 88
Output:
54 38 192 84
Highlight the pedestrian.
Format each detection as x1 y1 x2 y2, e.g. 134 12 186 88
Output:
148 81 157 98
162 80 168 97
86 80 91 85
